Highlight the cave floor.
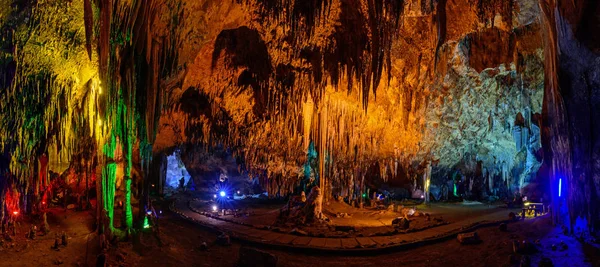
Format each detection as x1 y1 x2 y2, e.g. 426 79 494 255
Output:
177 196 519 250
185 194 514 239
1 201 598 267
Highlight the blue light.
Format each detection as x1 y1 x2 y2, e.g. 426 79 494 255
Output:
559 178 562 197
219 191 226 197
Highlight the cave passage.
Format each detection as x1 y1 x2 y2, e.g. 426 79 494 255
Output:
0 0 599 266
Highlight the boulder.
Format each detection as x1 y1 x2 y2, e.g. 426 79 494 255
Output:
335 213 352 218
238 246 277 267
289 228 308 236
400 208 416 217
335 226 355 232
392 217 410 229
514 240 537 254
216 233 231 246
199 242 208 251
457 232 481 244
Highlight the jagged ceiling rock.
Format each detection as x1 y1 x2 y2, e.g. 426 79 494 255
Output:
0 0 547 196
152 0 546 192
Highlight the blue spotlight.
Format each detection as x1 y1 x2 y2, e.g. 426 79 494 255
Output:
219 191 226 197
559 178 562 197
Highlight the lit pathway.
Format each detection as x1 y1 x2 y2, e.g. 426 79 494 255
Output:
170 197 518 252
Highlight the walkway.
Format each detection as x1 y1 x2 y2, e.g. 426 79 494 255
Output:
170 197 515 252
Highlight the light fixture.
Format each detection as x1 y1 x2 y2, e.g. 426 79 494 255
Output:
559 178 562 197
212 205 217 212
219 191 226 197
12 211 18 215
143 217 150 229
213 194 217 199
237 190 240 194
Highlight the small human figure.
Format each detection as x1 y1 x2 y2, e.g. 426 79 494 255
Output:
178 177 185 191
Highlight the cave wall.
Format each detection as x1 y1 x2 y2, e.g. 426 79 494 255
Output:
152 0 546 200
540 0 600 232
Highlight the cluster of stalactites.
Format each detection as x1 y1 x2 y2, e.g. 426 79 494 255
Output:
0 0 103 188
182 1 421 196
241 0 405 106
181 73 423 196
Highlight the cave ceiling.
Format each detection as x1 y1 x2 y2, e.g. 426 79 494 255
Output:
0 0 545 186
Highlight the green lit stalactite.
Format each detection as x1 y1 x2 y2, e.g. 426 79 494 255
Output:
122 98 134 230
143 215 150 229
124 177 133 229
101 134 117 232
